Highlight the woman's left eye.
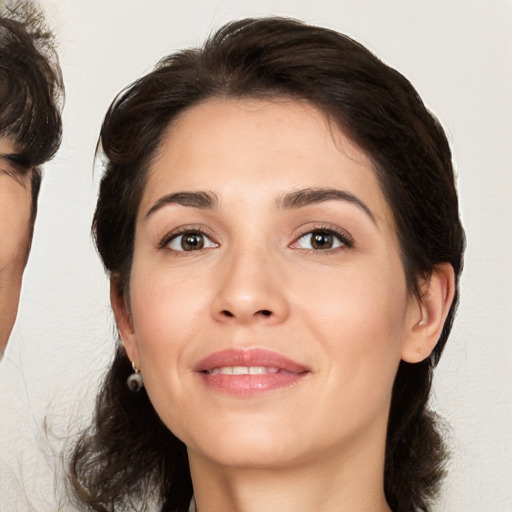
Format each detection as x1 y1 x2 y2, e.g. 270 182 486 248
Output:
293 230 351 250
166 231 217 252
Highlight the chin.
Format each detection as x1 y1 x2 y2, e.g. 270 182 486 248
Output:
185 420 307 470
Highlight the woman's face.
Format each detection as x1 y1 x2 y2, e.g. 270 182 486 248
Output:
118 99 423 471
0 137 32 352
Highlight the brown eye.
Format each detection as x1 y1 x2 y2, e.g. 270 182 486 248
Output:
166 231 217 252
294 230 350 250
310 232 334 249
181 233 204 251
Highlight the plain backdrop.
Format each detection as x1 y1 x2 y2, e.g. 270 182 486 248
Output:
1 0 511 510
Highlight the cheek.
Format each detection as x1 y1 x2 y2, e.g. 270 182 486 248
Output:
0 185 32 263
131 264 210 330
128 265 210 389
301 253 408 321
0 184 31 349
290 267 409 443
296 257 409 380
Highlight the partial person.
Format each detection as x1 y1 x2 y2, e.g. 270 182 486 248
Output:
70 18 464 512
0 0 63 353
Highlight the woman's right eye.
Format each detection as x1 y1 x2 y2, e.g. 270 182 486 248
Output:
165 231 217 252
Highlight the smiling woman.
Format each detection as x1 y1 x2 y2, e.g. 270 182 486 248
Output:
69 17 464 512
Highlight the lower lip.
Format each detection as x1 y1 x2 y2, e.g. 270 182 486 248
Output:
198 371 307 395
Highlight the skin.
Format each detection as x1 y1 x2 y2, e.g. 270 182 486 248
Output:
0 137 32 353
114 99 455 512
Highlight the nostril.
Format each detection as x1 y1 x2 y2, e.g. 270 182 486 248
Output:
218 309 273 319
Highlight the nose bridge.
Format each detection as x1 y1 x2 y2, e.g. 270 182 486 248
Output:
211 237 288 324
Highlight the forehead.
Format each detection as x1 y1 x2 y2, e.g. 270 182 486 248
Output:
141 98 393 225
158 98 371 170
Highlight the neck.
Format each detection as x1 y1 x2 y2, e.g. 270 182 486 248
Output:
188 431 391 512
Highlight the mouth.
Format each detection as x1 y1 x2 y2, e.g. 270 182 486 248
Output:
194 348 310 395
206 366 283 375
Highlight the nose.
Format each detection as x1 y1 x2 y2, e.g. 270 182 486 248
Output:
211 243 289 325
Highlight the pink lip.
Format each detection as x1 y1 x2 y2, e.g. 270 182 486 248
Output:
194 348 310 395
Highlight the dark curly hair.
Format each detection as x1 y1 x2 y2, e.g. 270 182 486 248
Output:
0 0 64 217
70 17 464 512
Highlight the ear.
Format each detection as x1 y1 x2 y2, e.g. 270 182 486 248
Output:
110 276 140 367
402 263 456 364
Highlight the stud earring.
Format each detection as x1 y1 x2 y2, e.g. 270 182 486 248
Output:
418 320 426 327
126 362 144 392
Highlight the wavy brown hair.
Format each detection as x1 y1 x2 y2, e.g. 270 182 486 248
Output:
0 0 64 214
70 17 465 512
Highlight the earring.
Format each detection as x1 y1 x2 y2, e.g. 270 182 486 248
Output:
418 320 426 327
126 362 144 392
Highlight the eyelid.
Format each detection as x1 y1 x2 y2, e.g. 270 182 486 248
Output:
290 224 355 250
156 222 353 252
159 225 219 250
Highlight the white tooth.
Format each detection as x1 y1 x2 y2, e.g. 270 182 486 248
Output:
212 366 281 375
249 366 266 375
232 366 249 375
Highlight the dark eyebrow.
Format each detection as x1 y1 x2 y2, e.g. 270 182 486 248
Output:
277 187 377 225
145 191 219 219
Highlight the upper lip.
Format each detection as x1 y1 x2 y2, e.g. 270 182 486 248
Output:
194 348 309 374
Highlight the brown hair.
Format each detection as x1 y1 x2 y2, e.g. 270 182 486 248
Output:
70 17 464 512
0 0 64 216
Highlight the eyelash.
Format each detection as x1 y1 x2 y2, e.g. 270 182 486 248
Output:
159 226 218 252
292 225 354 252
159 224 354 253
